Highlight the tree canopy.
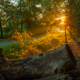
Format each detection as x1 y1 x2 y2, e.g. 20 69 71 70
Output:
0 0 80 38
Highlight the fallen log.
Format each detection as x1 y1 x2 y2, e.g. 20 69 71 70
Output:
0 44 76 80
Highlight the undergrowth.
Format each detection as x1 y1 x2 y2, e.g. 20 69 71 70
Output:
0 28 70 59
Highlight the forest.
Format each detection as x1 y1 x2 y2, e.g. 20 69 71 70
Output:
1 0 80 80
0 0 80 59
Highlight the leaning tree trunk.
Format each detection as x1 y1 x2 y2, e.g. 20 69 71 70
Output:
0 44 76 80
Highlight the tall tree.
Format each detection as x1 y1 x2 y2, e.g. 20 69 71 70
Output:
19 0 42 30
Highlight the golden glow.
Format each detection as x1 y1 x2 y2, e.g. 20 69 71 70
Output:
56 16 66 25
59 30 65 33
56 16 66 20
60 16 66 22
60 21 64 25
56 28 65 32
60 16 66 25
62 22 64 24
60 16 66 19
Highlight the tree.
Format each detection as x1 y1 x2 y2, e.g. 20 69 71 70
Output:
62 0 80 35
18 0 42 30
0 19 3 39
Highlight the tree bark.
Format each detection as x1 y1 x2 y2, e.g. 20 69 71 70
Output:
0 44 76 80
0 19 3 39
20 0 23 31
21 20 23 31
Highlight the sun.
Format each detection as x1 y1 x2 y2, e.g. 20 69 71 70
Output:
56 16 66 25
61 21 64 24
60 16 66 24
60 16 66 19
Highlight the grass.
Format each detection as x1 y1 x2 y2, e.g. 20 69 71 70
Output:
0 43 21 59
0 40 30 59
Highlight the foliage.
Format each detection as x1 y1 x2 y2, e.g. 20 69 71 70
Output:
0 29 66 59
11 30 41 58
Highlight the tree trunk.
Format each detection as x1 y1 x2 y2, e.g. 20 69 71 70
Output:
21 20 23 31
0 20 3 39
20 0 23 31
27 20 31 30
33 0 37 30
0 44 76 80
